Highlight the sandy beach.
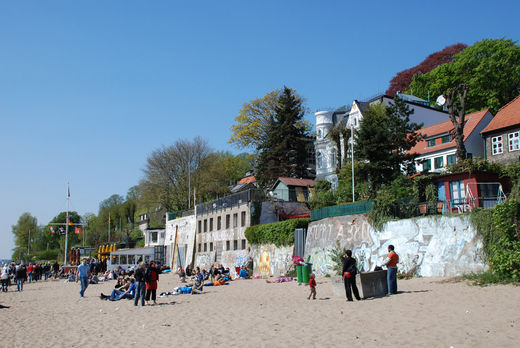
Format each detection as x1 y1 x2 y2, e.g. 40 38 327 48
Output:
1 274 519 348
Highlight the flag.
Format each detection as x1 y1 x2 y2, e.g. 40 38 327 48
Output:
75 227 82 234
108 213 110 224
68 220 73 226
59 227 65 235
49 226 55 234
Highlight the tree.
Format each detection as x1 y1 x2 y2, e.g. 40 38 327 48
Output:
11 213 39 261
229 89 311 149
256 86 310 188
386 43 467 96
141 136 211 211
445 84 470 161
409 38 520 113
354 97 423 190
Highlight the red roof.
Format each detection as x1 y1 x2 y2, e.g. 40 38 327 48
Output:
408 109 491 155
237 176 256 185
481 95 520 134
277 177 315 187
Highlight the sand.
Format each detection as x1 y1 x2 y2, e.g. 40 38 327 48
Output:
1 274 519 348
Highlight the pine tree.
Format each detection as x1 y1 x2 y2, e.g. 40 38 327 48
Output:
256 86 309 188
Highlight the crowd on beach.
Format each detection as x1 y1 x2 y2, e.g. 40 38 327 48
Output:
1 261 62 292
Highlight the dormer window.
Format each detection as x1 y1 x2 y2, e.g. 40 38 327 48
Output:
441 135 451 144
427 139 436 147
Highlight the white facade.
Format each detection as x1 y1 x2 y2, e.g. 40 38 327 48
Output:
165 214 196 270
315 94 449 182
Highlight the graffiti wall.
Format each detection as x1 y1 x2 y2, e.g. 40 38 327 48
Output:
249 244 294 277
306 214 487 277
194 252 215 270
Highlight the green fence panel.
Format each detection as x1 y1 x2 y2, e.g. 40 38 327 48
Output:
310 201 373 221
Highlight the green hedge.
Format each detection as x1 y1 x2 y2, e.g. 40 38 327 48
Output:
245 218 309 246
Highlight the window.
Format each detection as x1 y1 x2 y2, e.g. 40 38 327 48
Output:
226 240 230 250
217 216 221 230
241 211 246 227
509 132 520 151
233 213 238 227
422 159 431 171
198 243 201 252
441 135 451 144
210 242 213 252
128 255 135 265
330 149 336 167
151 232 158 243
204 243 207 252
492 136 503 155
318 129 322 139
434 156 444 169
427 139 436 147
203 219 207 232
209 218 213 232
317 152 323 169
226 214 230 229
120 255 127 264
233 240 238 250
241 239 246 250
447 154 457 166
198 220 202 233
160 232 165 240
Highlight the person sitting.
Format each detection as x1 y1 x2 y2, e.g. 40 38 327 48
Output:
101 278 136 301
177 268 186 283
191 268 204 294
238 266 248 279
185 265 193 277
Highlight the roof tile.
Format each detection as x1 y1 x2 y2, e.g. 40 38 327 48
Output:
481 95 520 134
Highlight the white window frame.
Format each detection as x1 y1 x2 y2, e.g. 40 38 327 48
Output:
509 132 520 152
317 152 323 169
492 136 503 155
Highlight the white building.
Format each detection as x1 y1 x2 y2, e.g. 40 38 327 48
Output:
164 212 196 270
409 109 493 173
315 93 451 183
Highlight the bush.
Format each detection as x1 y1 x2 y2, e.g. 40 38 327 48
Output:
33 249 60 261
245 218 309 246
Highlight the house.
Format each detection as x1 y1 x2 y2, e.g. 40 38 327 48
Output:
436 171 509 214
270 177 315 202
231 175 257 193
315 93 451 184
409 109 494 173
481 95 520 165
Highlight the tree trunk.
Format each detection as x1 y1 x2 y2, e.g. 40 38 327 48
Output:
445 84 469 162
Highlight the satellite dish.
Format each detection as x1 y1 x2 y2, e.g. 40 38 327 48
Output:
436 95 446 106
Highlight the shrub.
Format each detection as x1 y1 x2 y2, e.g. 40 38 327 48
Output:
245 218 309 246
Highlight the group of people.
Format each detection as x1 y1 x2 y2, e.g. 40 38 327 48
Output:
1 261 62 292
307 245 400 301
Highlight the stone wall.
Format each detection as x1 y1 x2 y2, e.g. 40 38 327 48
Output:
305 214 487 277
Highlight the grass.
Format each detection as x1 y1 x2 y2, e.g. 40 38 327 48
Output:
464 271 520 286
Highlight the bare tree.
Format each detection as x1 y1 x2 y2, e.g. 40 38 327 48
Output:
444 84 470 161
141 137 211 212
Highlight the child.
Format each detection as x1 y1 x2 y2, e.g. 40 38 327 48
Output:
308 273 316 300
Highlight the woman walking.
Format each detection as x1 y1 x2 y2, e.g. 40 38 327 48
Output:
145 260 160 305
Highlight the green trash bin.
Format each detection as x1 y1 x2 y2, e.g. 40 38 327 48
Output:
302 263 313 284
296 265 303 283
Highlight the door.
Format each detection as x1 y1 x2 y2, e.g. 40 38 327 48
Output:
437 182 446 214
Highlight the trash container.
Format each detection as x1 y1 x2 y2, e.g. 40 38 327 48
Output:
302 263 312 284
296 265 303 283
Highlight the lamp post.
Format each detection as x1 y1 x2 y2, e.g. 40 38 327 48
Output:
351 123 355 202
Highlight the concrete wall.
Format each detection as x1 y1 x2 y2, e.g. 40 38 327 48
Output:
165 214 196 269
305 214 487 277
250 244 293 277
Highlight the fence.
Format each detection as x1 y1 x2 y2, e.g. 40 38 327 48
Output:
310 201 373 221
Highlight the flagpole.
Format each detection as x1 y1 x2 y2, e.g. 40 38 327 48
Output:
108 212 111 243
64 183 70 265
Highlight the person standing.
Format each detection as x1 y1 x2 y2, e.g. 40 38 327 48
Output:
134 262 147 306
1 264 9 292
145 260 160 305
26 263 34 283
342 250 361 302
15 263 27 292
383 245 399 295
307 273 317 300
76 258 91 297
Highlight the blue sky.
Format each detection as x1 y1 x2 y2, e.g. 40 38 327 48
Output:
1 1 519 258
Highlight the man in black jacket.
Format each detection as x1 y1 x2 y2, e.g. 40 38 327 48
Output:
134 262 147 306
342 250 361 302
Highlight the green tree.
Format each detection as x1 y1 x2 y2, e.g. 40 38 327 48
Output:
409 38 520 113
11 213 39 261
229 88 311 149
354 97 422 190
256 86 310 188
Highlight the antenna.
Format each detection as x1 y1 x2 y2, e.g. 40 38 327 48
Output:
436 95 446 106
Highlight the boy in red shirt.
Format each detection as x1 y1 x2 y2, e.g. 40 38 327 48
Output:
308 273 316 300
